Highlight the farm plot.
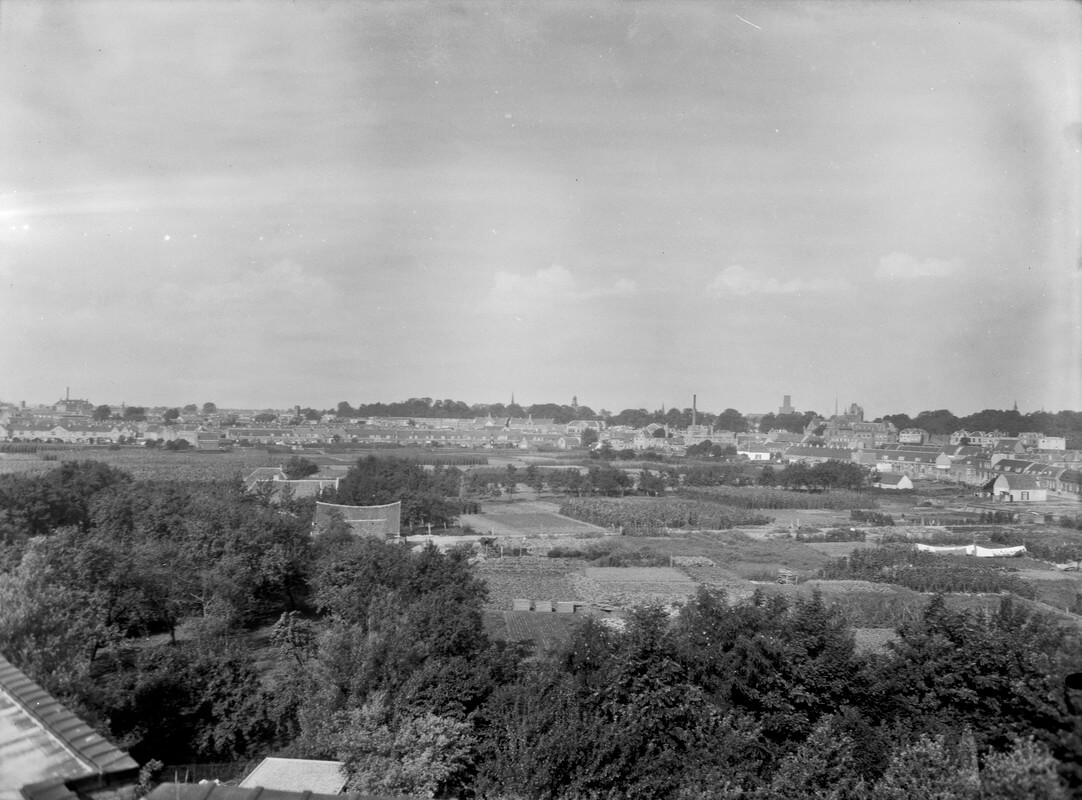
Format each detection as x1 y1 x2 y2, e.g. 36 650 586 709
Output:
24 447 285 481
1013 568 1082 611
462 500 606 538
571 566 698 607
674 531 832 579
676 564 755 603
803 541 878 558
500 611 585 651
0 457 59 476
478 559 580 610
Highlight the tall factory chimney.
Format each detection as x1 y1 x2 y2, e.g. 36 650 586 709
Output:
692 394 697 427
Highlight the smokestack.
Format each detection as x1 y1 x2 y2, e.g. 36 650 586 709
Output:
692 394 697 427
66 386 70 400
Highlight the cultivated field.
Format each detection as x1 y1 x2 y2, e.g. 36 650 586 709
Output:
501 611 585 650
461 500 607 539
478 558 580 609
0 446 284 481
571 566 699 607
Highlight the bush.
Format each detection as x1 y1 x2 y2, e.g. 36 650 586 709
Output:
796 528 866 542
850 509 894 526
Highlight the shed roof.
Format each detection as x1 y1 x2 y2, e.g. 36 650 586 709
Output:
239 758 347 793
146 784 417 800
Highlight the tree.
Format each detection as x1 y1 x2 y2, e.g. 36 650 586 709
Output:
872 596 1070 755
283 456 320 480
714 408 748 433
93 404 113 421
254 412 277 423
874 731 979 800
581 428 599 447
183 404 198 413
525 464 544 494
202 402 217 414
335 694 476 798
638 470 667 496
763 716 865 800
979 737 1069 800
163 408 180 423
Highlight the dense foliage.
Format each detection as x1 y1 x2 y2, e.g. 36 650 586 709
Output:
331 456 463 527
772 460 872 491
821 544 1038 598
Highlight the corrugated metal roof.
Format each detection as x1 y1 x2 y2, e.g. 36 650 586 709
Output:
0 655 138 800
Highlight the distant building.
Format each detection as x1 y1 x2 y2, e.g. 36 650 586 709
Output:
778 394 795 415
1037 436 1066 451
816 402 897 449
898 428 929 445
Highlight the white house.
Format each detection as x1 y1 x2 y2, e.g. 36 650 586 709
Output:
738 444 773 461
991 474 1047 502
873 473 913 490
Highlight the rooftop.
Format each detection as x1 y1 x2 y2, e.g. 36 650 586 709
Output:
0 655 138 800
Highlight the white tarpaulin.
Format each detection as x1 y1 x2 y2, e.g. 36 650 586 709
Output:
914 543 1026 557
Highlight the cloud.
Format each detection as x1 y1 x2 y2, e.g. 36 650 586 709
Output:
486 264 637 311
875 252 961 280
707 265 846 296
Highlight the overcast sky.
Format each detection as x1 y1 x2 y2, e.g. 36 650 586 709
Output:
1 1 1079 418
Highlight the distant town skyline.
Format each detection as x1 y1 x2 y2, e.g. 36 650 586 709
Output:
2 388 1072 422
2 2 1079 416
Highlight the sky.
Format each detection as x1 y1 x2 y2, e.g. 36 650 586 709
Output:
1 0 1080 419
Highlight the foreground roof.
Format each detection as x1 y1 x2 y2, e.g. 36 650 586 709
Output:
0 654 138 800
147 784 417 800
